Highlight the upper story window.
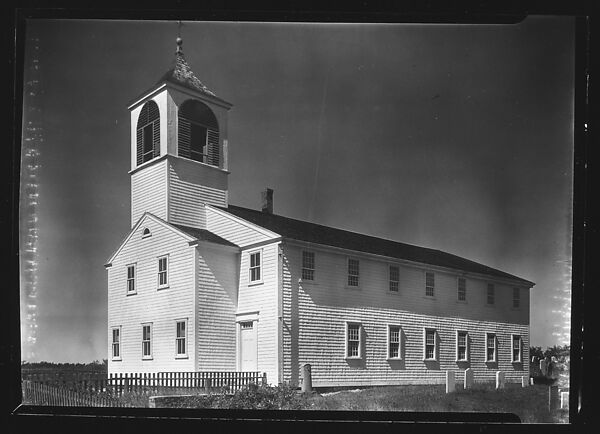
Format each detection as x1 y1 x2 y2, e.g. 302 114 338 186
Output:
513 287 521 308
346 322 362 358
136 101 160 165
178 100 220 167
249 251 262 283
389 265 399 292
425 272 435 297
486 333 497 362
126 264 136 294
347 258 360 287
487 283 495 305
301 251 315 281
158 255 169 289
457 277 466 301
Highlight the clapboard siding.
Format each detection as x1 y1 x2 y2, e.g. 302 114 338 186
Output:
168 156 228 229
206 207 274 247
131 159 168 226
196 244 239 371
282 243 530 387
108 217 195 374
237 242 280 384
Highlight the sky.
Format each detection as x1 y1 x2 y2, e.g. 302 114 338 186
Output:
19 17 574 363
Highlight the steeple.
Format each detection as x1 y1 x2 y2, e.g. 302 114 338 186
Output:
127 35 233 229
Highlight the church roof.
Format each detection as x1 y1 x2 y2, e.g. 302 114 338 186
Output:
157 39 216 97
223 205 534 286
173 224 238 248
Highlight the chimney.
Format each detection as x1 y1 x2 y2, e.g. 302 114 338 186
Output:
261 188 274 214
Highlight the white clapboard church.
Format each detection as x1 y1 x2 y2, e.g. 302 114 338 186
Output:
106 38 534 387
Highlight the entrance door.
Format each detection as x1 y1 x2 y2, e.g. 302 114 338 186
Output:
240 321 257 371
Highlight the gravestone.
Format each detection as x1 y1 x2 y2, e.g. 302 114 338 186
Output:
446 370 455 393
560 391 569 409
549 385 559 411
540 359 548 376
522 376 528 388
495 371 505 389
464 368 474 389
301 363 313 393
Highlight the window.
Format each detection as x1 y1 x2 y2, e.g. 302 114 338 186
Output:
487 283 495 305
158 256 169 288
513 287 520 308
388 326 401 359
389 266 399 292
512 335 522 362
486 333 497 362
425 272 435 297
111 327 121 360
240 321 253 330
126 265 136 293
424 328 437 360
136 100 160 165
249 251 261 283
301 251 315 281
346 323 361 358
178 100 220 166
176 320 187 357
456 331 469 361
347 258 359 287
142 324 152 359
457 277 466 301
142 227 151 238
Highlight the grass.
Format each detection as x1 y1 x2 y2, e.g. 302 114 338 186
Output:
159 382 568 423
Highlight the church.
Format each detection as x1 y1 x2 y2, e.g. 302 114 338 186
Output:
106 37 534 388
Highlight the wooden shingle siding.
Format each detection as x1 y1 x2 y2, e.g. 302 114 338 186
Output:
281 243 530 387
131 159 168 226
237 242 280 384
206 207 274 247
196 244 238 371
168 157 228 229
108 217 195 374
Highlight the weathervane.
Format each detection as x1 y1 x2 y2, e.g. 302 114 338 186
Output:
176 20 184 53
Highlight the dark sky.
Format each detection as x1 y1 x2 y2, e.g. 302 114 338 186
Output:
20 18 574 362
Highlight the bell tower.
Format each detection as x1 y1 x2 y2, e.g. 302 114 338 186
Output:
127 37 232 229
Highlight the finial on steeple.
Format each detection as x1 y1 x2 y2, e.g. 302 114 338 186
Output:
176 21 183 54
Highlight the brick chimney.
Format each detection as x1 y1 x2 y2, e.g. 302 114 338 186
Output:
261 188 274 214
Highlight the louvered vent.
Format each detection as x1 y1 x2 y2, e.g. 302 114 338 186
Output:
178 100 219 167
136 101 160 166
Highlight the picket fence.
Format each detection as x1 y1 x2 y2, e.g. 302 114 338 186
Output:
22 380 128 407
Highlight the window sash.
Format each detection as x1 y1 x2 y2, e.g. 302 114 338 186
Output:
389 266 399 292
486 334 496 361
389 326 400 358
347 324 360 358
158 257 168 287
112 328 120 358
457 332 468 360
249 252 261 282
142 325 152 357
512 336 522 362
302 251 315 281
487 284 495 304
127 265 135 292
458 278 466 301
176 321 186 355
425 329 436 360
348 259 359 287
425 272 435 296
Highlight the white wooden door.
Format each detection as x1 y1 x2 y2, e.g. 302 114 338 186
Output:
240 321 257 371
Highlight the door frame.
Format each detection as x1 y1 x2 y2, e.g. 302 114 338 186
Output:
236 311 259 371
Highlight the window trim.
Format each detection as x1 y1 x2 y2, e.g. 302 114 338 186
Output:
457 277 467 302
389 265 400 293
111 326 122 361
346 257 360 288
248 249 263 285
142 227 152 238
456 330 469 362
423 328 438 361
345 321 363 360
512 287 521 309
157 255 169 289
301 250 316 282
487 283 495 305
387 324 402 360
425 271 435 298
511 334 523 363
126 263 137 295
175 319 188 359
485 332 497 363
142 323 153 360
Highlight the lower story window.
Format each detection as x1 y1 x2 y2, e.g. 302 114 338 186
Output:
388 326 401 359
424 328 436 360
512 335 522 362
142 324 152 359
346 323 361 358
111 327 121 359
486 333 497 362
176 320 187 357
457 331 468 361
